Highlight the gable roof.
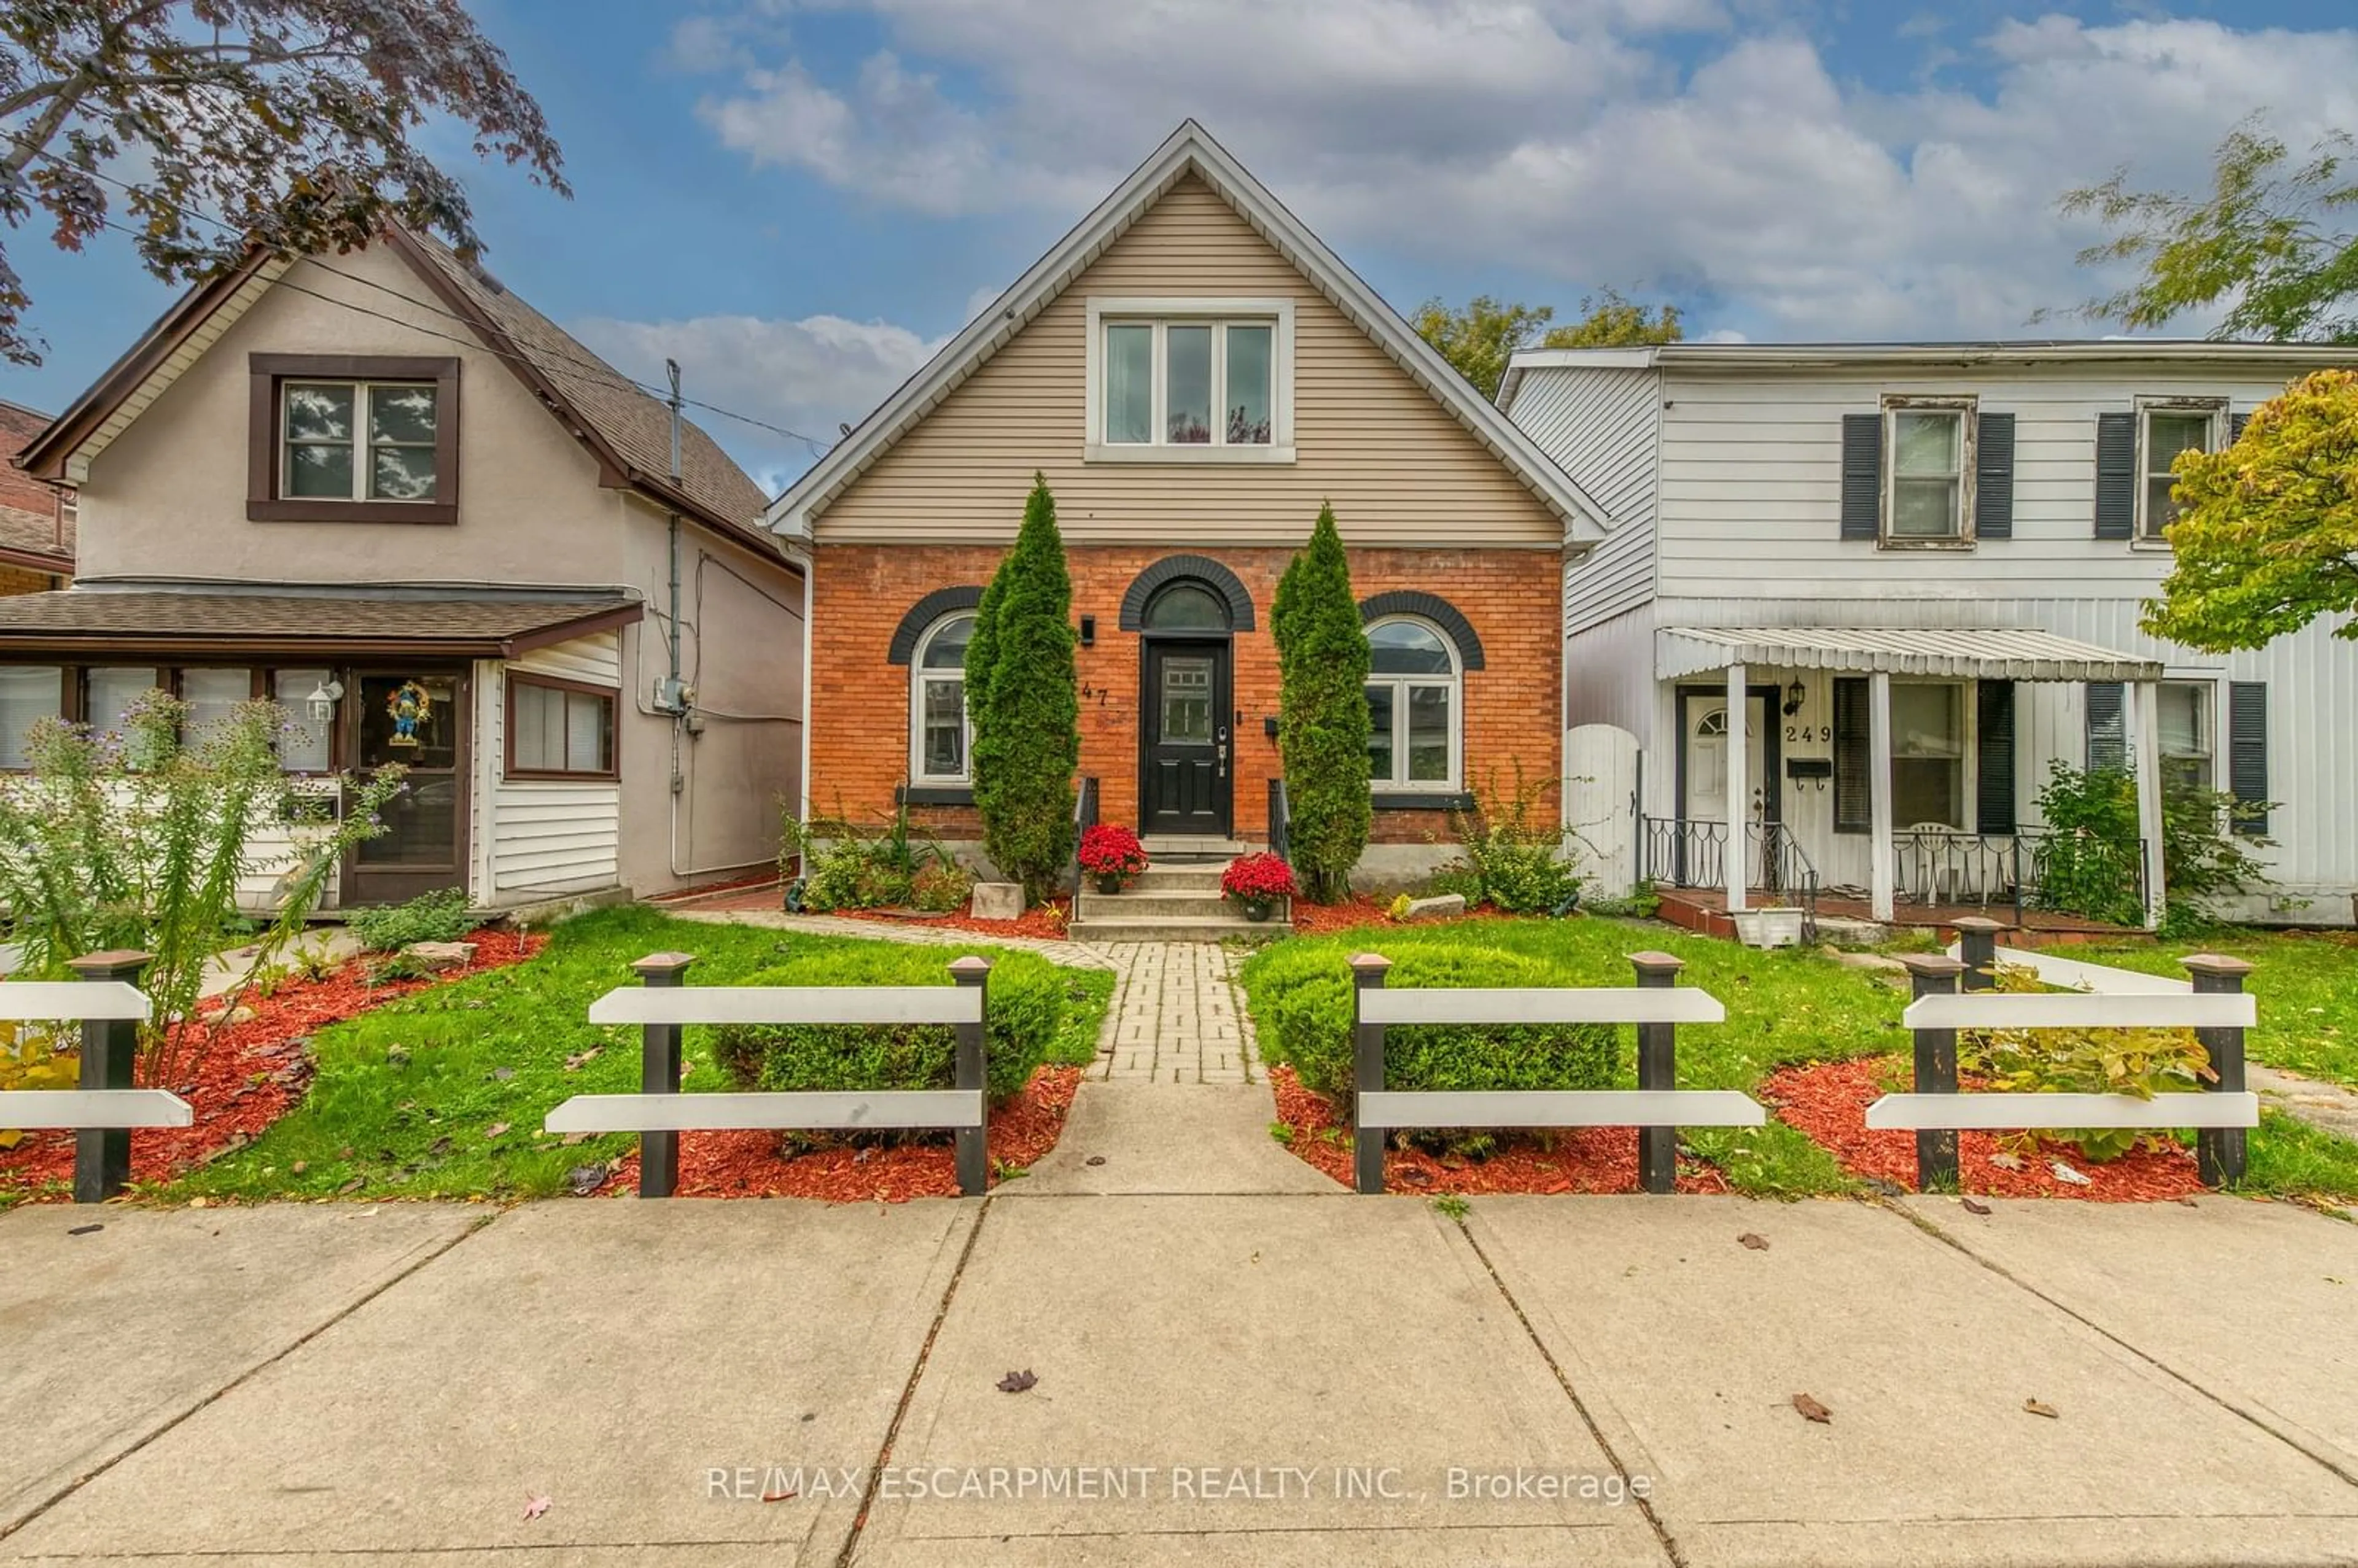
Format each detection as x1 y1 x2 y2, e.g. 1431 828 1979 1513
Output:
765 120 1611 545
15 230 772 548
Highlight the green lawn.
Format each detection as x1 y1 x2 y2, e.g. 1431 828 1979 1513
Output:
1239 916 2358 1204
170 907 1112 1204
2064 931 2358 1090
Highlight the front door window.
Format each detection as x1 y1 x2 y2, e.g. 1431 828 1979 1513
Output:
352 672 464 890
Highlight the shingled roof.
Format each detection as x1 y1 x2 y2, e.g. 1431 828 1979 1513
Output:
0 591 640 657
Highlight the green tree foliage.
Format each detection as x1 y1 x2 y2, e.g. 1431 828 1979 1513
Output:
2142 369 2358 649
1274 504 1371 902
1412 289 1685 397
969 475 1078 901
1541 287 1685 349
2057 117 2358 344
0 0 567 364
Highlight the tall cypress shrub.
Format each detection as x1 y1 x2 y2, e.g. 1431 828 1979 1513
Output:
970 475 1080 901
1275 504 1371 901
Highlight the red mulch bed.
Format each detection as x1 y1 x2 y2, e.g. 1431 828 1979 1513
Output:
1761 1055 2206 1201
835 898 1075 942
1290 896 1517 936
1268 1065 1730 1195
0 928 544 1203
601 1064 1083 1200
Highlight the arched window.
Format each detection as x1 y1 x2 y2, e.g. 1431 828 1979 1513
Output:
910 613 976 783
1364 616 1461 791
1143 581 1230 632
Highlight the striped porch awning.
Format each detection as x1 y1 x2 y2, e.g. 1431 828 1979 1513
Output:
1655 626 2162 684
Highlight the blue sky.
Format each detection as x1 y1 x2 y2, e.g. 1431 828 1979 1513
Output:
6 0 2357 488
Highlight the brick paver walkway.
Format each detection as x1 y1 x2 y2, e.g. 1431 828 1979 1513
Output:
1095 941 1255 1085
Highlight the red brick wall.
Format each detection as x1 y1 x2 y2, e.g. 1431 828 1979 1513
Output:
809 544 1562 850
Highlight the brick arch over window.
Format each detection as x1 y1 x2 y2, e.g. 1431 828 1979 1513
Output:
1358 590 1484 670
886 586 986 666
1116 555 1256 632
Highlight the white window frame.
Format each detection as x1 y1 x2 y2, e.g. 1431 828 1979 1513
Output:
279 379 442 503
1083 297 1296 464
2134 396 2227 544
908 613 976 786
1364 614 1462 793
1880 395 1977 548
1889 679 1971 831
2157 675 2220 794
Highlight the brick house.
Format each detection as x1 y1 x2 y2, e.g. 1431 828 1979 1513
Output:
768 122 1609 885
0 399 75 592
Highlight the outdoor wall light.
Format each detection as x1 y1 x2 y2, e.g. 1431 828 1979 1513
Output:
1783 677 1806 716
1079 615 1097 647
306 677 345 724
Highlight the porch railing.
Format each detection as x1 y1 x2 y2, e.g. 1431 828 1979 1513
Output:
1065 776 1099 898
1893 826 2147 923
1267 777 1290 863
1638 817 1819 942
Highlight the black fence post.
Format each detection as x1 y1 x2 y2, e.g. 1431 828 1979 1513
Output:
1897 953 1964 1190
2184 953 2254 1188
632 952 695 1199
1952 915 2002 993
950 957 993 1198
66 949 152 1205
1630 951 1683 1195
1349 953 1391 1195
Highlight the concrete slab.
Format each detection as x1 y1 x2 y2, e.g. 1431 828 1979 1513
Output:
846 1195 1665 1567
2 1199 975 1566
1907 1194 2358 1480
1015 1082 1339 1196
0 1202 482 1535
1469 1195 2358 1568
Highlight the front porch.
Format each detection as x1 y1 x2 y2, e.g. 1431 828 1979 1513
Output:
1652 624 2169 930
1652 885 2146 945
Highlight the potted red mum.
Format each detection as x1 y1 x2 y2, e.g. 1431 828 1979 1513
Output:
1078 823 1150 893
1220 852 1296 923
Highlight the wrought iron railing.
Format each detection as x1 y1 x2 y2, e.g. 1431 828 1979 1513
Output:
1065 776 1099 897
1638 817 1819 941
1893 827 2146 925
1268 777 1290 863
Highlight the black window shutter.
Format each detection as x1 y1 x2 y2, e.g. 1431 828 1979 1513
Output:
1834 677 1871 833
1840 414 1882 540
2095 411 2137 539
1975 680 2017 834
2230 411 2250 443
2085 681 2126 772
1974 411 2015 539
2229 681 2269 836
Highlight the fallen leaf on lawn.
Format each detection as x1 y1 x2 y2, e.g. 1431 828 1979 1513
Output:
1961 1198 1993 1216
1791 1393 1832 1424
335 1176 365 1196
997 1370 1038 1394
2023 1399 2060 1419
484 1122 510 1141
560 1131 594 1147
428 1136 453 1157
523 1495 551 1521
1737 1232 1770 1251
492 1066 515 1082
187 1196 208 1209
2048 1160 2093 1187
290 1160 307 1176
564 1047 602 1071
1988 1152 2025 1171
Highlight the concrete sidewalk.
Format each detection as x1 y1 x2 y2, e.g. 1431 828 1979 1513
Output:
3 1192 2354 1567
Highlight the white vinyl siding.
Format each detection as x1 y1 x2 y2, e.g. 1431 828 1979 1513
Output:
1505 364 1659 635
472 633 623 904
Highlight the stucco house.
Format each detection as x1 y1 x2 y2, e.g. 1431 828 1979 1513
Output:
1500 340 2358 931
4 227 804 911
768 121 1609 898
0 399 75 592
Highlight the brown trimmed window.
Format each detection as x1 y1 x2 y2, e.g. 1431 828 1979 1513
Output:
508 675 617 780
248 354 459 523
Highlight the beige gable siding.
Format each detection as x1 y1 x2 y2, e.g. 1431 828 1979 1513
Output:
817 176 1563 548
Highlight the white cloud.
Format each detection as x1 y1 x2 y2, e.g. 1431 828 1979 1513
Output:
570 311 947 488
681 6 2358 340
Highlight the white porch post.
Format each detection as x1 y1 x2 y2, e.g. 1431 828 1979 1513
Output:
1869 672 1895 922
1724 662 1747 914
2132 678 2168 928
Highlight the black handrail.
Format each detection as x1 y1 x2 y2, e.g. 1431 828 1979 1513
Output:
1065 776 1099 897
1268 776 1290 863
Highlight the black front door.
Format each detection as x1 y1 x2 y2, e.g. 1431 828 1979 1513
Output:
1142 639 1231 836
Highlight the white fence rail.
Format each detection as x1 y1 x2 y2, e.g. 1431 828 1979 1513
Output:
0 952 180 1201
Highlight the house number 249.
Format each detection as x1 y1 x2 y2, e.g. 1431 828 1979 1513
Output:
1785 723 1831 743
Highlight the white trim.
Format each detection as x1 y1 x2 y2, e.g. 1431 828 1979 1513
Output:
1901 990 2254 1030
1358 986 1725 1027
765 120 1613 543
0 982 151 1022
1866 1091 2255 1131
545 1089 983 1133
2133 395 2228 543
0 1089 190 1129
586 984 983 1027
1364 613 1463 794
1083 298 1294 457
1880 395 1977 546
908 610 978 786
279 378 442 504
1359 1088 1762 1129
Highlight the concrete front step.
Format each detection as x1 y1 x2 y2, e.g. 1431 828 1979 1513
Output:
1139 834 1255 860
1078 888 1237 921
1122 864 1229 893
1068 914 1287 943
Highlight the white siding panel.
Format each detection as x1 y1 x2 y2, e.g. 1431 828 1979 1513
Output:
511 631 624 687
477 645 625 904
1508 366 1659 633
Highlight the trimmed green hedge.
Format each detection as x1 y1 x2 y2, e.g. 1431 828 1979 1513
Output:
1251 941 1616 1114
706 945 1068 1104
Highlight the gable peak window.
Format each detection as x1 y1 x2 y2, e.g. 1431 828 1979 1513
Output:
1883 397 1977 545
2138 398 2225 540
248 354 460 524
1086 299 1294 462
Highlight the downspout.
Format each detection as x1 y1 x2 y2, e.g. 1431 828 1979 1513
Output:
665 359 691 879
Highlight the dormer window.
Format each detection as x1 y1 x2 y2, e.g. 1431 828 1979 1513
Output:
247 354 461 524
1084 298 1295 462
